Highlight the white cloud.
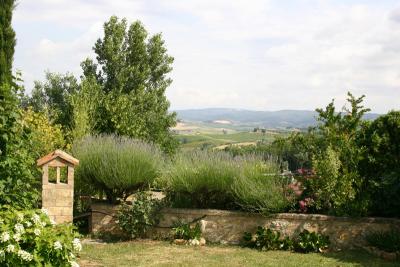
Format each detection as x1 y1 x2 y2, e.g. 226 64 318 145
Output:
12 0 400 113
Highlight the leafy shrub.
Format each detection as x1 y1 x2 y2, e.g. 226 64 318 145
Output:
366 229 400 253
358 111 400 217
0 208 81 266
242 227 293 251
172 222 202 241
242 227 328 253
22 107 66 158
293 230 330 253
73 135 163 203
159 150 290 212
116 191 165 239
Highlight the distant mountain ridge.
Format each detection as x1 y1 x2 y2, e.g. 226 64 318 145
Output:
175 108 380 129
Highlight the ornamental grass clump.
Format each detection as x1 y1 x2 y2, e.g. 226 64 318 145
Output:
0 208 81 266
231 156 291 214
73 135 163 203
159 150 290 213
159 150 240 209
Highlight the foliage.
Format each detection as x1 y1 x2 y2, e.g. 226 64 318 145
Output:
81 16 177 154
310 92 370 216
70 77 101 141
293 230 330 253
0 0 15 86
117 191 165 239
365 229 400 253
242 227 293 251
358 111 400 217
311 146 354 213
21 107 65 158
172 222 202 241
28 71 79 141
242 227 329 254
73 135 163 203
0 208 81 266
0 2 39 210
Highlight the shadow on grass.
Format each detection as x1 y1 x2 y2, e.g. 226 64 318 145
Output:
322 249 399 267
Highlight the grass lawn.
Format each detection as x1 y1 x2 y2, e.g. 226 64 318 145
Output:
79 240 398 267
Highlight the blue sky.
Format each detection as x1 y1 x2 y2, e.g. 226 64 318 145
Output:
12 0 400 113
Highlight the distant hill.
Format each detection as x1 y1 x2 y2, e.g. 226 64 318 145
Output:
175 108 380 129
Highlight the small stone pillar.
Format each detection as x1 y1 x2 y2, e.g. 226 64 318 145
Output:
37 150 79 224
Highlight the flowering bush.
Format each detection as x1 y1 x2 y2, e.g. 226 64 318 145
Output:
0 208 81 266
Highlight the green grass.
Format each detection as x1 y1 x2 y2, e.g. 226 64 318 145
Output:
79 240 399 267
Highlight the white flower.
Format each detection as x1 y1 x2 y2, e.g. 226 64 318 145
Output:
0 232 10 243
50 218 56 226
54 241 63 250
41 208 49 216
17 250 33 262
34 228 41 236
6 244 15 253
25 221 32 227
70 261 80 267
15 223 25 233
32 214 41 224
16 213 24 221
41 221 47 227
0 250 5 259
13 233 21 242
72 238 82 252
70 252 76 259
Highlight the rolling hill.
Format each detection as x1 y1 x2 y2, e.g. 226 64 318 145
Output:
175 108 380 129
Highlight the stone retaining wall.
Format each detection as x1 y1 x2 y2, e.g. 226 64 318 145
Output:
91 202 400 249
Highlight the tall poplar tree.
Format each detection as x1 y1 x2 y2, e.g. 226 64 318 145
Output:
81 16 177 153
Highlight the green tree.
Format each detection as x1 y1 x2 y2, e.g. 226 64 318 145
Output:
0 0 15 86
358 111 400 217
82 16 177 153
0 1 39 209
29 71 79 138
70 77 101 140
311 92 370 215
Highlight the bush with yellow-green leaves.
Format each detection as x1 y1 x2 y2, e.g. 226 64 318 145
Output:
0 208 81 266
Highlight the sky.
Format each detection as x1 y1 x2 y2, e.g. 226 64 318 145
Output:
12 0 400 113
